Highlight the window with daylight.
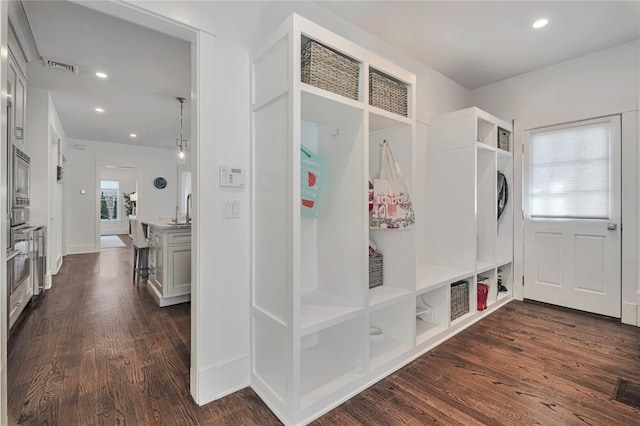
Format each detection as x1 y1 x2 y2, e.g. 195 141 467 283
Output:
100 180 120 221
529 120 611 219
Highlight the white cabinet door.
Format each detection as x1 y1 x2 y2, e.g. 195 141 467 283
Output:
524 115 621 317
148 229 160 288
166 243 190 297
7 51 26 148
15 70 26 143
155 232 164 287
7 55 17 146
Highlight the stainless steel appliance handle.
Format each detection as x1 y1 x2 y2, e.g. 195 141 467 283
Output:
37 232 46 291
6 249 20 262
6 102 12 217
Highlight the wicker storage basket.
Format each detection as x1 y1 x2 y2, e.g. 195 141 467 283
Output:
450 280 469 320
369 69 408 117
301 40 359 100
498 127 511 152
369 252 383 289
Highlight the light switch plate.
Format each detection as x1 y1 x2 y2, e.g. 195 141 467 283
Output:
223 200 240 219
220 166 245 188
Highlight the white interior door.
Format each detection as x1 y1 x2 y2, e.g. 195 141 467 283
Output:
524 115 621 317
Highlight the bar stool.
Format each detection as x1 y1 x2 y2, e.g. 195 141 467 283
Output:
131 219 149 287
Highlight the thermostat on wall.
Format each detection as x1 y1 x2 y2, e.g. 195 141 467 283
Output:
219 166 245 188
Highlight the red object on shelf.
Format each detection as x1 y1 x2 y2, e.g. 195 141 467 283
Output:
477 283 489 311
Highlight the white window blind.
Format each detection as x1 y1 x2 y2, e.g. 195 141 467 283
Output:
529 121 610 219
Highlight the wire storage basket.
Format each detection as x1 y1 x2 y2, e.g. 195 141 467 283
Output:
369 69 408 117
498 127 511 151
369 252 383 289
301 40 359 100
450 280 469 320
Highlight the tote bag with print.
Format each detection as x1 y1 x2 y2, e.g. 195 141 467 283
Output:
370 141 415 229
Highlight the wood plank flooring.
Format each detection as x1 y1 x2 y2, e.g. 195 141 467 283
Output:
8 238 640 425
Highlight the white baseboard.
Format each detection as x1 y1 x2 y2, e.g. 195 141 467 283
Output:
54 255 63 274
621 302 638 326
192 354 250 406
44 273 52 290
66 244 99 255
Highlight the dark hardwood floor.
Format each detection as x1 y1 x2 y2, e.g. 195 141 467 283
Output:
8 238 640 425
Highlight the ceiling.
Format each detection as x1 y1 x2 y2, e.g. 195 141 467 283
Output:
21 0 191 150
317 1 640 89
16 1 640 151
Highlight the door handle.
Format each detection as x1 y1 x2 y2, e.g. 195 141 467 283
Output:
6 249 20 262
607 223 617 230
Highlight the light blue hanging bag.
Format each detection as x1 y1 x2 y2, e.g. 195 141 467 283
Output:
300 146 325 218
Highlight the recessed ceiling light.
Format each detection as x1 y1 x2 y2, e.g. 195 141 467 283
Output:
130 133 137 138
532 18 548 29
95 107 104 113
95 71 108 79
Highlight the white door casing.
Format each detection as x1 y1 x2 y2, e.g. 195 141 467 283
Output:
524 115 621 317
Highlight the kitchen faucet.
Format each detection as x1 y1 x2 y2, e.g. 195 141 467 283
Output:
174 205 180 223
186 193 192 224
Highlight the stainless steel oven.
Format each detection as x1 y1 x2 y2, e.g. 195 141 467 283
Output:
9 225 32 296
13 146 30 209
8 224 34 329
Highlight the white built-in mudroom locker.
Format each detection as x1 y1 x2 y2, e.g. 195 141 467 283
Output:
251 14 515 425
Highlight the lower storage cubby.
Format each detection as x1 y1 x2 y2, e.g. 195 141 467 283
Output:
300 316 365 408
253 315 290 402
368 299 413 370
415 285 448 345
450 278 473 324
497 262 513 301
477 269 495 309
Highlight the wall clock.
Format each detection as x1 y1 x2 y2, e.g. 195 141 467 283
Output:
154 177 167 189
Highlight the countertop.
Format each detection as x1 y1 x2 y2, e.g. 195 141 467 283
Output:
141 219 192 231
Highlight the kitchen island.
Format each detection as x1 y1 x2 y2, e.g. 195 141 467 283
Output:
142 220 191 307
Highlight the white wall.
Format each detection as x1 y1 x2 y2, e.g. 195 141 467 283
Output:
471 39 640 325
471 40 639 121
25 87 48 226
65 138 185 254
48 94 66 275
25 87 66 280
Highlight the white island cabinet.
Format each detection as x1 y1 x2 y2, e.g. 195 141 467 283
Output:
144 221 191 307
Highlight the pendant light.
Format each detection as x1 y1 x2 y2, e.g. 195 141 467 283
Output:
176 97 187 161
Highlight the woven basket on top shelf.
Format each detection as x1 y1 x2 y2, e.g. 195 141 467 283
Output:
450 280 469 320
369 252 383 289
369 69 408 117
301 40 359 100
498 127 511 152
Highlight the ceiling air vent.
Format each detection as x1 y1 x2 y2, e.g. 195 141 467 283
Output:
43 58 78 74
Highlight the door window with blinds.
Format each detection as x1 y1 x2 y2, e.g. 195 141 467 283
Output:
528 117 617 219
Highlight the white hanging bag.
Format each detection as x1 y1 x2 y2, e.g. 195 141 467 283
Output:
370 141 415 229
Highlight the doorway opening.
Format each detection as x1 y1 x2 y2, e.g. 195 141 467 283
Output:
98 165 140 247
3 0 211 420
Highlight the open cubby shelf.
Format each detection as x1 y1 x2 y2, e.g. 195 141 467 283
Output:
416 263 475 292
369 299 413 369
369 286 412 308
